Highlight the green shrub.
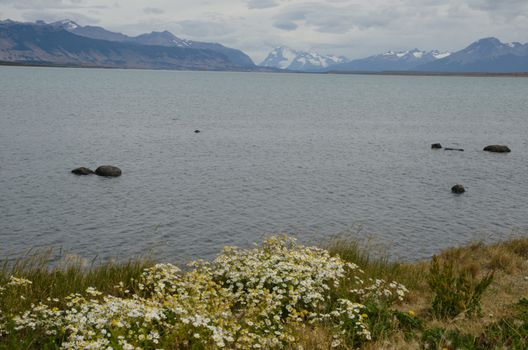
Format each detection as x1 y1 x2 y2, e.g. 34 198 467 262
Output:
427 256 493 319
353 303 423 344
421 327 445 349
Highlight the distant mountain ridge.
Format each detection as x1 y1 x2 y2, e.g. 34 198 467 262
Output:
414 37 528 72
0 19 255 70
49 19 130 42
260 47 348 71
48 20 254 67
1 19 527 73
329 48 451 72
261 38 528 73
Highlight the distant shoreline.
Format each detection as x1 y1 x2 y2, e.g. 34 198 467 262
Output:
1 60 527 77
323 70 528 78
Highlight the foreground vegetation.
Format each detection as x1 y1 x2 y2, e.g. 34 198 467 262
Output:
1 235 528 349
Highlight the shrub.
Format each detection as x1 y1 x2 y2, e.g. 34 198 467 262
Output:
427 256 493 319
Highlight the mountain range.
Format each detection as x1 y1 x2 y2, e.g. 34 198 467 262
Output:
48 20 254 67
414 37 528 73
0 19 255 70
0 19 527 73
328 49 451 72
261 39 528 73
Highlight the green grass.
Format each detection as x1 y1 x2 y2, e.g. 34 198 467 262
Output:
326 237 428 290
0 250 152 316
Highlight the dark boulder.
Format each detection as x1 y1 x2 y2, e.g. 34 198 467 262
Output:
95 165 122 177
483 145 511 153
431 143 442 149
451 184 465 194
444 148 464 152
71 167 95 175
194 130 201 133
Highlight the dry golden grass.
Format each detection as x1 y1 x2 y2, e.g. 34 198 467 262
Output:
349 237 528 349
362 335 421 350
309 236 519 349
292 326 334 350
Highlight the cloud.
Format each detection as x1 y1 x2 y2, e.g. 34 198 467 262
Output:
247 0 279 9
21 10 99 24
172 19 236 38
272 3 395 34
466 0 528 19
273 19 297 31
466 0 528 12
143 7 163 15
0 0 99 10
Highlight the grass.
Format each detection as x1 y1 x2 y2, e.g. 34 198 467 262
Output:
0 250 152 317
324 236 528 349
2 237 528 349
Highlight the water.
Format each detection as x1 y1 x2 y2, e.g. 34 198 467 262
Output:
1 66 527 263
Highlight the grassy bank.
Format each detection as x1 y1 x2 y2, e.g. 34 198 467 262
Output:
1 236 528 349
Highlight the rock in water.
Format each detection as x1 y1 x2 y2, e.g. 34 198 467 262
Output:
444 148 464 152
431 143 442 149
451 184 465 194
194 130 201 133
483 145 511 153
95 165 122 177
71 167 95 175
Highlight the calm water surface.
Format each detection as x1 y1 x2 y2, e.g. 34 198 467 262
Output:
1 67 527 262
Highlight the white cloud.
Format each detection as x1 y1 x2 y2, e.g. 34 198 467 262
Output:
143 7 163 15
247 0 279 9
173 19 236 38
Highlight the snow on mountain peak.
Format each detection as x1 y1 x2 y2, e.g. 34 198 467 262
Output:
53 19 79 30
432 51 451 59
260 46 347 71
380 48 450 60
172 38 191 47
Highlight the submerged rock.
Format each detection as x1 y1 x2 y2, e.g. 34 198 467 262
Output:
451 184 465 194
194 130 201 133
71 167 95 175
431 143 442 149
95 165 122 177
444 148 464 152
483 145 511 153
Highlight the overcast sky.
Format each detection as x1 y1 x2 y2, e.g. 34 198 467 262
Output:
1 0 527 62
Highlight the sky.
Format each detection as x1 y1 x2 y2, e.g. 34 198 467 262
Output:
1 0 527 62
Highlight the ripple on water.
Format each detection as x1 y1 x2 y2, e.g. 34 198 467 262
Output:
0 68 527 262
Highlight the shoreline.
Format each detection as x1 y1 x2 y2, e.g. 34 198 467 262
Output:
2 60 527 77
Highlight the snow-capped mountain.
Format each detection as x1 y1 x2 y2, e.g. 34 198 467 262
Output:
381 49 451 60
50 19 130 42
260 47 348 71
50 19 80 31
330 48 451 72
132 31 192 48
415 37 528 72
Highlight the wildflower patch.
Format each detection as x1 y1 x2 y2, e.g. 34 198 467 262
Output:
1 236 407 349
